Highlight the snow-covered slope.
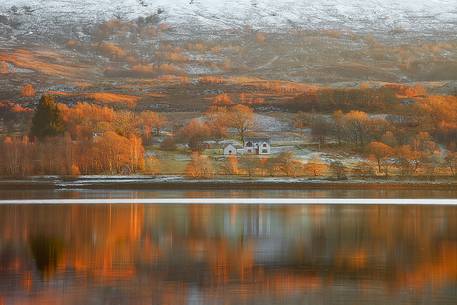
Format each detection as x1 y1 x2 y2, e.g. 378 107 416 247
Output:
1 0 456 33
1 1 456 84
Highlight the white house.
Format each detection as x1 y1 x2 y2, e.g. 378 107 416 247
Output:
223 136 271 156
244 136 271 155
223 143 238 155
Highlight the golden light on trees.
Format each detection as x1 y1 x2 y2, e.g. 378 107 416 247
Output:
185 153 214 178
21 84 36 97
303 156 328 177
369 141 394 176
0 61 8 74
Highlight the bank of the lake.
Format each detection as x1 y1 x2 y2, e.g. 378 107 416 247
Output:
1 176 457 190
0 176 457 200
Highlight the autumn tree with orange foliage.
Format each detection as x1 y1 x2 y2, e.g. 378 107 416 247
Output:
393 132 434 175
204 102 255 144
418 96 457 145
369 141 394 176
34 135 76 175
185 153 214 178
21 84 36 97
0 136 34 176
88 131 144 174
396 144 423 176
114 111 139 137
303 156 328 177
205 106 230 143
59 102 117 139
140 111 167 138
212 94 233 107
1 135 79 176
221 155 239 175
271 152 301 177
0 61 8 74
0 100 147 176
177 119 211 151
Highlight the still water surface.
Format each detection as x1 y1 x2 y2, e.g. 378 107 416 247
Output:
2 187 457 199
0 204 455 305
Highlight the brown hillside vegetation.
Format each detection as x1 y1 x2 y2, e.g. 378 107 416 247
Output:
86 93 140 107
0 61 8 74
0 49 97 79
284 84 429 113
43 92 140 108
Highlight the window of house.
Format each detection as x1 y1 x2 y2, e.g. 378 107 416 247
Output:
262 149 268 153
262 143 267 147
246 141 253 147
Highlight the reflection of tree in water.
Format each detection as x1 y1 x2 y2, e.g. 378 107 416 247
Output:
29 235 64 277
0 205 454 305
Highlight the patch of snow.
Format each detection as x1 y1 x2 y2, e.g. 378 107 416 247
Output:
1 0 455 39
270 145 295 154
252 114 289 132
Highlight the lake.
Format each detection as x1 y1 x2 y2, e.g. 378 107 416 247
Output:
2 186 457 200
0 203 455 305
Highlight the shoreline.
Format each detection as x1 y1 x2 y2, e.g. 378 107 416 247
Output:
1 198 456 205
1 176 457 190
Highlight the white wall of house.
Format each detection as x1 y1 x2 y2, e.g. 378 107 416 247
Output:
258 142 270 155
223 144 237 155
244 140 271 155
224 139 270 155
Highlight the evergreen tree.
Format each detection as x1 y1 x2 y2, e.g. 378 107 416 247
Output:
30 95 65 140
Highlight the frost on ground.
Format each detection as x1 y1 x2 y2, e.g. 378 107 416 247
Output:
1 0 455 33
252 114 290 132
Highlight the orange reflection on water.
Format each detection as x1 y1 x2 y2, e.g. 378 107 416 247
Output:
0 204 455 305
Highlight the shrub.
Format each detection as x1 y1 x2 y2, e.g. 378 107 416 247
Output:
160 136 177 151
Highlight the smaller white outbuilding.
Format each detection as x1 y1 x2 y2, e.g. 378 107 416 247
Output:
223 143 242 155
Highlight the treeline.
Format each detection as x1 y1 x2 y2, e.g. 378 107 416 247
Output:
0 94 257 177
0 102 33 134
174 97 254 150
1 90 456 179
0 96 164 176
185 152 346 179
185 149 457 180
294 94 457 178
283 84 426 113
0 134 144 176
